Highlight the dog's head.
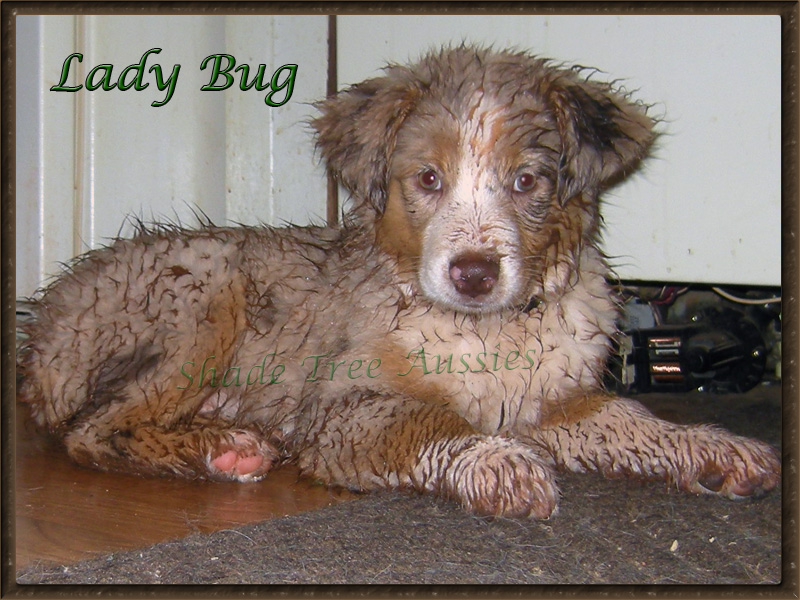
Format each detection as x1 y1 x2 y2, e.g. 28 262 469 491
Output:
313 46 656 313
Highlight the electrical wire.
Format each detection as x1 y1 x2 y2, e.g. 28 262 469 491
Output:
711 287 781 306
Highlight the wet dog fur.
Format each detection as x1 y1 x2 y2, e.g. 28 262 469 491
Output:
18 47 780 518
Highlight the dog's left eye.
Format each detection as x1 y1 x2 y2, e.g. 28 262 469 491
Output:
418 169 442 191
513 172 537 193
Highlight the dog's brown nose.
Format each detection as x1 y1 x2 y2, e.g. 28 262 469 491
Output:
449 254 500 298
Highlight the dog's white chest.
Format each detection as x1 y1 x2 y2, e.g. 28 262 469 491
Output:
381 285 616 433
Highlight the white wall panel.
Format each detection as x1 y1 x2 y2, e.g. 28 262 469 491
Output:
16 16 78 297
15 14 328 298
76 15 228 244
337 15 781 287
224 16 328 226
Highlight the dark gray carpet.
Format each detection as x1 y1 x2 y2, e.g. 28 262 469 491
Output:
16 475 781 585
16 388 786 585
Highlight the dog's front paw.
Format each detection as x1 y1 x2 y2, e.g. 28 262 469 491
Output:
679 428 780 499
207 430 280 483
445 437 559 518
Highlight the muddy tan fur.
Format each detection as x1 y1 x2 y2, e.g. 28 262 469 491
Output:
18 47 779 518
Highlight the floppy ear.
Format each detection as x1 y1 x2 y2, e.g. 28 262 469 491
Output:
312 72 421 212
550 73 656 203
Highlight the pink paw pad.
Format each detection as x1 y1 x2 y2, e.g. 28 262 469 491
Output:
211 450 266 476
207 431 280 482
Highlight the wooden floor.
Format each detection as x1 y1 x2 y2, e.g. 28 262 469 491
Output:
14 404 356 571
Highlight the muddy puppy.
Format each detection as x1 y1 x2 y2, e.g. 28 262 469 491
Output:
18 47 780 518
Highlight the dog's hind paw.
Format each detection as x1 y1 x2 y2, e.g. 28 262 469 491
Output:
207 430 280 482
445 437 559 519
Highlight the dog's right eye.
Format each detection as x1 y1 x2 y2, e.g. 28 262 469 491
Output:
418 169 442 191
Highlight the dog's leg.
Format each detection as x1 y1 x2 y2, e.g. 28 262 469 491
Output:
295 392 559 518
524 395 780 498
62 404 281 482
